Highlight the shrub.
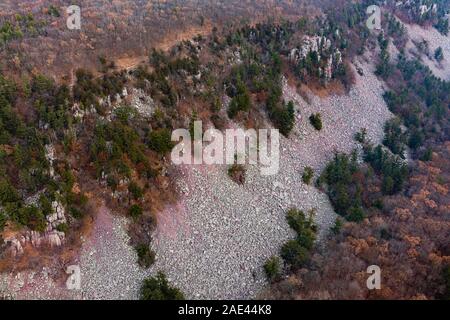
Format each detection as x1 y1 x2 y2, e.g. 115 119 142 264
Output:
140 272 184 300
286 208 316 250
364 145 408 195
227 78 251 118
354 128 367 144
73 69 101 109
135 243 156 268
0 73 17 101
39 194 53 216
264 256 281 281
0 179 19 204
347 206 365 222
281 240 309 269
434 17 449 36
419 147 433 162
375 35 391 78
268 101 295 137
69 206 83 219
56 223 69 233
280 208 317 270
0 21 23 46
383 118 406 157
128 182 143 200
408 129 424 150
106 175 118 191
31 75 72 133
47 5 60 17
319 152 366 220
17 205 46 232
149 49 169 67
373 198 384 210
129 204 143 218
169 57 200 75
0 211 6 232
382 176 394 195
302 166 314 185
309 113 322 131
114 106 136 124
330 218 343 235
434 47 444 62
148 128 173 154
91 120 147 176
228 164 246 184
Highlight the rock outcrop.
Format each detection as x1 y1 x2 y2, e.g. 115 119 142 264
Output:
289 35 343 83
4 200 67 257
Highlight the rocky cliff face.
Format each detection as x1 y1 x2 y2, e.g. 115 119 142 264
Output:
4 199 67 257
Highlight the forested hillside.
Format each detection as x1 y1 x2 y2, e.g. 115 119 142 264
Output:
0 0 449 300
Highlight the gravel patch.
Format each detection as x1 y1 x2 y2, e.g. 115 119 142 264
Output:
404 23 450 81
77 206 149 300
145 59 393 300
0 268 79 300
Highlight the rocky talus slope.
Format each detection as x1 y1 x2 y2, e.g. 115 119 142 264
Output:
1 59 393 300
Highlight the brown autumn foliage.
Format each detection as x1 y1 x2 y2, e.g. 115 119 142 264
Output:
0 0 315 83
263 142 450 300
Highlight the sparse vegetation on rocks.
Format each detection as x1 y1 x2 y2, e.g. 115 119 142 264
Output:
318 152 366 222
140 272 185 300
383 118 407 158
147 129 174 155
280 208 317 270
264 256 281 282
434 47 444 62
228 164 246 185
129 204 143 218
135 244 156 269
302 167 314 185
309 113 322 131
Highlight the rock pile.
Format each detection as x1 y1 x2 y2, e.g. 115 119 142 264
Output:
130 88 156 118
